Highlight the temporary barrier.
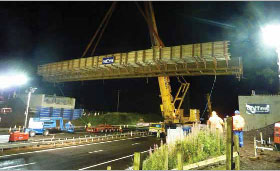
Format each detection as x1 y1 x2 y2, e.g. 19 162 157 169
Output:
275 122 280 144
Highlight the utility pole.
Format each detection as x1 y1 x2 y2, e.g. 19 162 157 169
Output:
117 90 120 112
24 87 37 128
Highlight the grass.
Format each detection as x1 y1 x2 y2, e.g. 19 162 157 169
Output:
142 125 226 170
72 112 163 126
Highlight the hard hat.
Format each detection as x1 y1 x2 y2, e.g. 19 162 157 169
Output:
234 110 240 114
212 111 217 116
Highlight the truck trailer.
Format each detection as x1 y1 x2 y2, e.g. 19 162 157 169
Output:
86 124 121 133
26 117 74 137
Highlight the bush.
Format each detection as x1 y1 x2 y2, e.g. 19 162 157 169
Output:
142 126 226 170
72 112 163 126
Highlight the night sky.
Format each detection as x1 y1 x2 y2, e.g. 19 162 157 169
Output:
0 1 279 119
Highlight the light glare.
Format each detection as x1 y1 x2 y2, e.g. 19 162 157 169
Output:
0 73 28 89
262 25 280 48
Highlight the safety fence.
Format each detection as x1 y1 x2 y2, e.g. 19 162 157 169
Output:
0 125 141 132
0 131 151 152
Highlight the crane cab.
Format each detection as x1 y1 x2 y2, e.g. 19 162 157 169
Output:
149 123 165 134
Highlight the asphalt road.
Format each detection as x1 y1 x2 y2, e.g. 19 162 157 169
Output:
0 135 160 170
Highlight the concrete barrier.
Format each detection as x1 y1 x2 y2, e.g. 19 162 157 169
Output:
0 135 9 143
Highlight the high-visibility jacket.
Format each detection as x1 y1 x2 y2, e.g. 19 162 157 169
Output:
87 122 92 128
233 115 245 131
208 115 224 132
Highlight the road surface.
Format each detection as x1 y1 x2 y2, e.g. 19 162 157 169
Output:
0 135 160 170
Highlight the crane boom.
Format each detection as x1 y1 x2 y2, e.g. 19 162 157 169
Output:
158 76 175 122
144 2 194 124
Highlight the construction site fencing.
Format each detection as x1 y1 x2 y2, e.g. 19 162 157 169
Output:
0 124 141 132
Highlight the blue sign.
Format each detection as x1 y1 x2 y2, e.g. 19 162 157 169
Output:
102 56 114 64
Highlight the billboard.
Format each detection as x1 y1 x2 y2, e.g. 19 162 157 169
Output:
246 104 270 114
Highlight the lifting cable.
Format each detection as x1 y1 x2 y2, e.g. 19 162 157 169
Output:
144 2 158 47
57 83 65 97
134 2 165 47
90 3 116 56
81 2 117 58
176 76 182 84
201 73 217 118
180 76 187 83
53 82 65 97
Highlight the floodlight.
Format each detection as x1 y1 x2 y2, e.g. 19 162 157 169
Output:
262 24 280 88
0 73 28 89
261 24 280 48
14 74 28 86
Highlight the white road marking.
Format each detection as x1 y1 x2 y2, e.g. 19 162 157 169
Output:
0 162 36 170
88 150 103 154
0 135 151 158
79 150 150 170
131 143 139 146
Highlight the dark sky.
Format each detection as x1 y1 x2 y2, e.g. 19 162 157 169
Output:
0 1 279 119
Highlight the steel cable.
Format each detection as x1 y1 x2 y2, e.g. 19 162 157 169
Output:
201 74 217 118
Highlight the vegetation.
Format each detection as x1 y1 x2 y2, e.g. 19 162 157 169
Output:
72 112 163 126
142 126 226 170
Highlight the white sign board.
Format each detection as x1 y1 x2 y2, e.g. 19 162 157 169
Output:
246 104 270 114
166 127 184 145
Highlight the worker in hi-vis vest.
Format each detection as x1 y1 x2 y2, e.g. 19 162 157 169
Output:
207 111 224 133
233 110 245 147
87 122 91 128
157 129 160 138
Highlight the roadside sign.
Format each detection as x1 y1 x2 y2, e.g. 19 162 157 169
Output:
246 104 270 114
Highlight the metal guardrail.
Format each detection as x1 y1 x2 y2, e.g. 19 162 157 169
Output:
0 131 151 152
0 128 11 131
0 125 141 132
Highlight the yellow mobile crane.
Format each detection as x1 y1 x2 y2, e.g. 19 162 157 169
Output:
139 2 200 126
